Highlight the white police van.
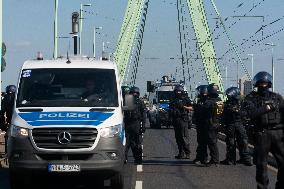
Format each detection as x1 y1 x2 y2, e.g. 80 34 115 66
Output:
8 57 126 188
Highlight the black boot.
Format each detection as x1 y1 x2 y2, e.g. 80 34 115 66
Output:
220 159 234 165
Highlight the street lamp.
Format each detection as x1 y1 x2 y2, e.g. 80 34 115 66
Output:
79 3 92 55
265 42 276 92
54 0 59 59
248 54 254 90
93 26 102 58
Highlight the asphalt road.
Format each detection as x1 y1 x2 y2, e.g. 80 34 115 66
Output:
0 125 278 189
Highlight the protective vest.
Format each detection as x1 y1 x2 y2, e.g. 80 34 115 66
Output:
124 98 144 122
170 97 191 121
204 97 222 129
245 91 283 129
222 100 242 125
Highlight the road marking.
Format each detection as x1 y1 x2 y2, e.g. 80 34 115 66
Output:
135 181 143 189
137 164 143 172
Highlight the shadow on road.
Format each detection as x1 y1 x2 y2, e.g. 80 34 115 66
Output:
142 159 195 167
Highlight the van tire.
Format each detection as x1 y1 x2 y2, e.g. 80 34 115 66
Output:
110 172 124 189
10 171 31 189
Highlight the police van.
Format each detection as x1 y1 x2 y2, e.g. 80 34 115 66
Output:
8 57 126 188
148 76 188 129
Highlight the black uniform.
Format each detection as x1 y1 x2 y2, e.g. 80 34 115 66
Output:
170 95 192 158
221 98 251 165
203 96 221 164
0 92 15 132
124 97 146 163
193 97 209 163
243 90 284 189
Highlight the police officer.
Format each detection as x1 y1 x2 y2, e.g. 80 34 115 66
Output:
124 86 146 164
170 85 192 159
0 85 16 132
203 83 221 166
221 87 252 166
243 72 284 189
193 85 209 164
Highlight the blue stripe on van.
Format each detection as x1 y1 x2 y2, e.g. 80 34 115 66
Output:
19 112 113 127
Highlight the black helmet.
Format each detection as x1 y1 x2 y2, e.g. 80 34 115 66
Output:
207 83 219 96
196 85 208 96
6 85 16 94
226 87 240 100
121 85 130 96
174 85 184 98
129 86 140 97
253 71 272 88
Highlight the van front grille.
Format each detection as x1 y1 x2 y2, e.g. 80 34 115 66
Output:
32 128 98 149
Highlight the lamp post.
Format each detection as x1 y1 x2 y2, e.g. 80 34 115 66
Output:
265 42 276 92
79 3 91 55
248 54 254 89
71 12 80 55
53 0 59 59
93 26 102 58
0 0 2 109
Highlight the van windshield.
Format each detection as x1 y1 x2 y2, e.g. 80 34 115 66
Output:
16 68 119 107
157 91 174 103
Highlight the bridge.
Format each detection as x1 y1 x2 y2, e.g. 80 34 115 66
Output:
0 0 282 189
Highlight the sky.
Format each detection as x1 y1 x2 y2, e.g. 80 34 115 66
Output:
2 0 284 95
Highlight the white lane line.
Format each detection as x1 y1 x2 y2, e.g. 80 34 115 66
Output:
135 181 143 189
142 144 144 159
137 164 143 172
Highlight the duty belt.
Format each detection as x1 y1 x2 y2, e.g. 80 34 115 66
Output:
262 124 284 130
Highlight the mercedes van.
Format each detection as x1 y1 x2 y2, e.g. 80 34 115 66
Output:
8 57 125 189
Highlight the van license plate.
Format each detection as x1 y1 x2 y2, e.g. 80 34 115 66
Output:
48 164 80 172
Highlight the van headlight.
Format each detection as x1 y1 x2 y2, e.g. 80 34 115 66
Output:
100 124 122 138
11 125 29 138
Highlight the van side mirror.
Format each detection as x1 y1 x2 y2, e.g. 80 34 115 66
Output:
153 99 157 104
122 94 136 111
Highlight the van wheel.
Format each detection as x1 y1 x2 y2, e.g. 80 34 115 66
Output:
110 172 124 189
10 171 31 189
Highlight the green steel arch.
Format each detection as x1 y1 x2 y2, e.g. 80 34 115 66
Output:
115 0 225 99
186 0 224 98
114 0 145 84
